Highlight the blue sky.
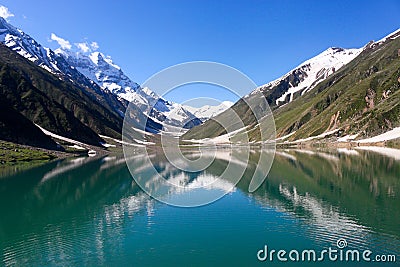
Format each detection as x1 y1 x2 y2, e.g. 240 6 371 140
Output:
1 0 400 104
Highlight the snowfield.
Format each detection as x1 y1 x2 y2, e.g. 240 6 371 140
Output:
356 127 400 143
256 47 361 106
184 101 234 121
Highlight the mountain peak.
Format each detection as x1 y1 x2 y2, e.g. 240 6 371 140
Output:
256 46 362 106
56 43 200 130
326 46 344 52
88 51 101 65
374 28 400 44
61 50 122 71
184 101 234 121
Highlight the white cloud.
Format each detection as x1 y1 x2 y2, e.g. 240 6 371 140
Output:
0 5 14 20
50 33 99 54
75 42 90 53
50 33 72 50
90 41 99 50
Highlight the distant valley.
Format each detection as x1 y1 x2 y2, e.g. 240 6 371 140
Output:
0 16 399 155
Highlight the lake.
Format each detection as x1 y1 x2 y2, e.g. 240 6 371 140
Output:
0 147 399 266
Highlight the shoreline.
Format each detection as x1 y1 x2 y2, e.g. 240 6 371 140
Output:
276 139 400 149
2 136 400 168
0 140 113 166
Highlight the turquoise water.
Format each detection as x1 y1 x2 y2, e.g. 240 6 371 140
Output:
0 148 399 266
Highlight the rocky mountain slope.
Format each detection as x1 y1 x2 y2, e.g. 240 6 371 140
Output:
274 29 400 142
183 29 400 143
56 49 201 129
0 97 59 150
0 17 128 120
0 43 121 146
257 47 361 107
0 17 200 137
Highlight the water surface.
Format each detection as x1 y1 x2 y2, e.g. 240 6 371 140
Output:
0 148 399 266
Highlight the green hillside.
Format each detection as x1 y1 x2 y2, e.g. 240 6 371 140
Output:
183 31 400 142
0 44 126 146
273 36 400 141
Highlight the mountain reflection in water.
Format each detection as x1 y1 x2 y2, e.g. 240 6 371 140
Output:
0 147 399 266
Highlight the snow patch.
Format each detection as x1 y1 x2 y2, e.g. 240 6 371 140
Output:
355 146 400 161
184 101 234 120
35 124 90 147
374 28 400 44
185 126 248 144
68 145 86 150
100 142 116 148
99 134 143 147
293 149 316 155
276 131 296 141
131 127 155 136
133 139 156 145
337 134 359 142
337 148 360 156
357 127 400 143
291 129 339 143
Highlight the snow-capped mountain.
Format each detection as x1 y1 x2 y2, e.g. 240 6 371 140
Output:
56 48 202 129
0 17 201 131
0 17 59 73
184 28 400 143
256 47 362 106
184 101 234 122
0 17 101 90
0 17 131 121
368 28 400 47
55 49 141 99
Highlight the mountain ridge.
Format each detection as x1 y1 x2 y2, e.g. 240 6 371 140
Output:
183 28 400 144
0 17 131 122
0 43 121 146
55 48 201 130
1 16 399 148
255 46 361 107
273 28 400 142
0 17 201 134
183 101 234 121
0 97 60 150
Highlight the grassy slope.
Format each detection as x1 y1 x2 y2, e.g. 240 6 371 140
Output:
183 95 268 141
183 35 400 142
274 37 400 140
0 141 56 165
